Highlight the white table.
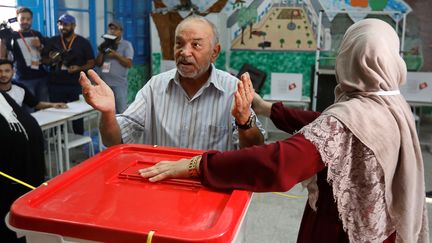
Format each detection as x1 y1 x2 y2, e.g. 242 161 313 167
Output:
407 100 432 150
31 110 73 176
45 101 100 170
263 95 311 110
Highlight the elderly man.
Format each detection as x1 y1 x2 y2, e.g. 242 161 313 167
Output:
80 15 264 151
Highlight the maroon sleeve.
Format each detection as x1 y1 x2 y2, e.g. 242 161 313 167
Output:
199 133 325 192
270 102 321 134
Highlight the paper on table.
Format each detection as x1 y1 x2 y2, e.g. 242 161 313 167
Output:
46 101 93 114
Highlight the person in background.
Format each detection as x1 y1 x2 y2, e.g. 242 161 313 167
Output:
0 91 45 242
0 7 49 106
43 13 95 134
0 59 66 110
95 20 134 114
80 15 264 151
139 19 429 242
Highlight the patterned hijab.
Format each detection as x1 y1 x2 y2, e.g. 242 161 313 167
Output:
322 19 428 242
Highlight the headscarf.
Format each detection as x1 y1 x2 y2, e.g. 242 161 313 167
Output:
0 92 28 139
322 18 428 242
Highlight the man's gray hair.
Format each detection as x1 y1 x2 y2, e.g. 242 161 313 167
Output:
175 15 219 46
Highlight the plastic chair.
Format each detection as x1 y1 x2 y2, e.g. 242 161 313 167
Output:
63 119 95 169
64 133 95 157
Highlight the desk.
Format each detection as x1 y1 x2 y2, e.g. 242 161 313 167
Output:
407 100 432 150
31 110 73 176
263 95 311 110
45 101 100 170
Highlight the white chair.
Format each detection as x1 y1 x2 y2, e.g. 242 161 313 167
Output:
43 129 57 178
66 133 94 156
62 132 94 169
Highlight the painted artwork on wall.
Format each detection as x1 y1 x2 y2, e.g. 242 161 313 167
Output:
149 0 424 97
228 5 316 51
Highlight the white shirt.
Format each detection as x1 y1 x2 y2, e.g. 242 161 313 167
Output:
6 84 25 107
117 65 264 151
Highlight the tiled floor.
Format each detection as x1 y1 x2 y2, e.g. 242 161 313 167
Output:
63 117 432 243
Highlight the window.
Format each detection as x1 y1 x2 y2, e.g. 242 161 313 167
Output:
17 0 45 35
45 0 96 49
112 0 151 64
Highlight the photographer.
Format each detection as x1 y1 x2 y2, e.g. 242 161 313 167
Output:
0 7 48 107
43 13 95 134
95 20 133 113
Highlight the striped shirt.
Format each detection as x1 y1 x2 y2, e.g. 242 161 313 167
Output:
117 65 264 151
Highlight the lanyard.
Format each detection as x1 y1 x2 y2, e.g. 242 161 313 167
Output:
18 30 36 54
60 34 76 51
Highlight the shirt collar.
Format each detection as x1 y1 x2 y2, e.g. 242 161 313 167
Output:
165 64 226 93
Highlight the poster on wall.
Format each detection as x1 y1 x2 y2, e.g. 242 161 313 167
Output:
400 72 432 103
268 72 303 101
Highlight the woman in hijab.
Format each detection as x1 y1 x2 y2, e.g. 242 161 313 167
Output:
0 91 45 242
139 19 429 242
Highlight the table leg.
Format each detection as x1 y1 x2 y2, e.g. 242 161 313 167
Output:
57 125 63 174
62 123 70 171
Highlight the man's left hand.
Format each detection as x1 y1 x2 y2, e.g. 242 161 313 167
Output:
232 72 254 125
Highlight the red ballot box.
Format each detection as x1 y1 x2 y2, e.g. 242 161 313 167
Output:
7 145 251 243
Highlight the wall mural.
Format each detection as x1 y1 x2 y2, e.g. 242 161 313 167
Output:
229 5 316 51
149 0 422 97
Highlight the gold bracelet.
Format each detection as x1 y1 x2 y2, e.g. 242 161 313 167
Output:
188 155 202 178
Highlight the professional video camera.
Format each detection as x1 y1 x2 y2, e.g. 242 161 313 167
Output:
98 34 118 54
0 17 17 39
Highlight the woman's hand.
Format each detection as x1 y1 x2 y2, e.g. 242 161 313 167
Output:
139 159 191 182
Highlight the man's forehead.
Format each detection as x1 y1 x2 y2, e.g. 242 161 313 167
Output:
176 24 211 40
0 64 13 70
18 12 31 17
178 20 212 32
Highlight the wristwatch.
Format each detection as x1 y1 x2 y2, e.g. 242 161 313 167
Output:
235 113 256 130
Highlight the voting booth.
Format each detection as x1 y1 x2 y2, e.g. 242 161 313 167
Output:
7 145 251 243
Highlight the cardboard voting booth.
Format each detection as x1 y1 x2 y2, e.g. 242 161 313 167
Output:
7 145 251 243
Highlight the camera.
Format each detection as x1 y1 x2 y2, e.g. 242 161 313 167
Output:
48 49 75 68
0 17 17 39
98 34 118 54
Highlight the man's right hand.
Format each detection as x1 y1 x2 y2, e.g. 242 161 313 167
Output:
79 70 115 114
